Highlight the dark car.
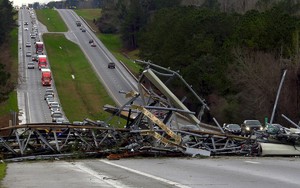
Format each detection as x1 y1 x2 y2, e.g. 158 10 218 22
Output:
75 21 81 26
82 28 86 32
89 39 94 43
32 54 38 62
241 120 263 136
108 62 115 69
223 124 241 135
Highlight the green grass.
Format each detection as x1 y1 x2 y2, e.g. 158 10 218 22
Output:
0 163 6 182
36 9 67 32
0 92 17 115
43 34 117 122
74 9 101 31
0 27 19 116
75 9 101 22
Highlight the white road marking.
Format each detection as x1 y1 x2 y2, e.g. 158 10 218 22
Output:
245 161 260 164
101 160 191 188
75 162 131 188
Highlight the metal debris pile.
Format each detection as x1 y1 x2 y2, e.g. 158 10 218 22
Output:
1 62 300 160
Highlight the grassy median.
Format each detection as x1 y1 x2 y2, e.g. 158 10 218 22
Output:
43 33 116 122
36 9 67 32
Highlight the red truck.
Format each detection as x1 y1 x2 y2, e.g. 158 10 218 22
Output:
35 41 44 54
41 68 52 86
38 55 47 70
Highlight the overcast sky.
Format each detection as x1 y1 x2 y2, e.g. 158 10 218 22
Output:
11 0 51 7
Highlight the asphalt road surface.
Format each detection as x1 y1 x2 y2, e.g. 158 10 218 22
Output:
3 157 300 188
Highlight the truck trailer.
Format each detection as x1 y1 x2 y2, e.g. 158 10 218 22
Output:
41 68 52 86
35 41 44 54
38 55 47 70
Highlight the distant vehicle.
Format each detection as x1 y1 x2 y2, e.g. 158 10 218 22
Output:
46 96 54 104
82 28 86 32
51 107 61 114
27 61 35 69
49 102 59 109
108 62 115 69
38 55 47 69
41 68 52 86
223 124 241 135
24 27 28 31
51 112 63 122
30 34 36 38
35 41 44 54
26 52 32 57
32 54 38 62
241 120 263 136
91 43 96 47
24 22 28 25
89 39 94 43
44 93 53 100
75 21 81 26
55 118 65 124
25 42 31 47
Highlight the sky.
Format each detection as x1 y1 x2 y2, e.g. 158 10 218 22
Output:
11 0 51 7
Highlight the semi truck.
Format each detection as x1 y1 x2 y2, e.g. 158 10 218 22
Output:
38 55 47 70
41 68 52 86
35 41 44 54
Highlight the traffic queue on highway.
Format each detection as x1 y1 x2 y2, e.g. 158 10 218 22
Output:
24 9 65 124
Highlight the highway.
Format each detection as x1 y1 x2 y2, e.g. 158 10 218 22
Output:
3 157 300 188
18 8 53 123
57 9 139 106
8 8 300 188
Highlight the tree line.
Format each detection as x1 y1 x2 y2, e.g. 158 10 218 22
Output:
99 0 300 124
0 0 16 102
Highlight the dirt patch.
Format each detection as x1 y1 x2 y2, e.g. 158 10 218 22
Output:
0 114 12 137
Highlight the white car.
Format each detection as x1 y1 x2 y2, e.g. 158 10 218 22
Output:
24 27 28 31
25 42 31 47
27 61 35 69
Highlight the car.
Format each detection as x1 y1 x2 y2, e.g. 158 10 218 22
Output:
55 118 65 124
45 87 54 94
44 93 53 100
89 39 94 43
46 96 54 104
49 102 60 109
264 123 285 135
45 90 54 97
241 120 263 136
27 61 35 69
48 101 58 109
75 21 81 26
32 54 38 61
30 34 36 39
51 112 63 122
108 62 115 69
82 28 86 32
50 107 61 114
25 42 31 47
24 27 28 31
223 124 241 135
24 22 28 25
91 43 96 47
26 52 32 57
